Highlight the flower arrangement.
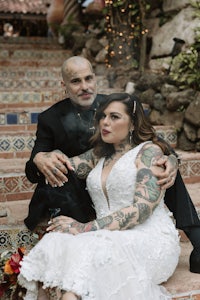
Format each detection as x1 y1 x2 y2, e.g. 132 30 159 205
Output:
0 247 26 300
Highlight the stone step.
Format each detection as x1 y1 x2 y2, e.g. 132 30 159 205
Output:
165 242 200 300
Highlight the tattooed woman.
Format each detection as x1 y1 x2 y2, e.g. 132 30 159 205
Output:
19 93 180 300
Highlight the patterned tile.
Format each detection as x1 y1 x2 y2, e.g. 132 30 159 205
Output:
0 139 11 151
2 176 34 194
0 67 66 80
180 161 200 178
6 113 18 124
0 113 5 125
31 112 39 123
11 49 68 60
18 112 30 124
0 225 42 252
0 79 61 90
0 135 35 152
0 92 52 104
22 92 41 103
155 126 177 148
0 50 9 59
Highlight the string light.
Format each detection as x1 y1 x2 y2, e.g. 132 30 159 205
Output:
104 0 148 68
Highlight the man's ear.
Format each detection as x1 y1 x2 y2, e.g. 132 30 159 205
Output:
61 81 68 95
61 81 65 88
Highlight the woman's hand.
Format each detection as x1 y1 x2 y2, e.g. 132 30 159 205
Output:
46 215 97 235
153 154 178 190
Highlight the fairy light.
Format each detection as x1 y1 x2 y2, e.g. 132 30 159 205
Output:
104 0 148 68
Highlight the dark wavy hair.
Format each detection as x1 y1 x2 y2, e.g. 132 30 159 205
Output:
90 93 171 158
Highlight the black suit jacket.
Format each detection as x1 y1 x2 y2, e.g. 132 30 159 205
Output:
24 95 200 231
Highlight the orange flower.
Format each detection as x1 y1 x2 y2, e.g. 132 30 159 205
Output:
19 246 26 255
4 260 14 275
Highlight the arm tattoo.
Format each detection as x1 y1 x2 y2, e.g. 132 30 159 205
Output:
140 145 163 168
115 210 136 230
64 221 98 233
135 203 151 223
96 210 137 230
135 168 161 203
97 215 113 228
69 149 95 179
76 162 92 179
78 150 94 162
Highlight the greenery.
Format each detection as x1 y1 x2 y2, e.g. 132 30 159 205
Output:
170 25 200 91
169 0 200 90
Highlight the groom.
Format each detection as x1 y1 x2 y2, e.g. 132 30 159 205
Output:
24 56 200 273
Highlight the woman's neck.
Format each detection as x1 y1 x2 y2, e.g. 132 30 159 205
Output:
113 142 132 155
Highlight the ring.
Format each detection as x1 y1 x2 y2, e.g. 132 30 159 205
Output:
52 168 57 175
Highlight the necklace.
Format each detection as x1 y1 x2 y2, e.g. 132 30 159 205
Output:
76 108 96 135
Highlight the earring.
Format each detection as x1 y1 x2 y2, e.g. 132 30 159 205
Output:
129 130 133 145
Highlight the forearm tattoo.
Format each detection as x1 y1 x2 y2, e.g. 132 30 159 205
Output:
135 203 151 223
96 210 137 231
69 149 95 179
76 163 92 179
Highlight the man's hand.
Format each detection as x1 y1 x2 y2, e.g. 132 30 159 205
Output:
33 150 74 187
153 154 178 190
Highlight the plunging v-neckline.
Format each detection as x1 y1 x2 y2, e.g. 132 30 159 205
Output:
100 150 132 208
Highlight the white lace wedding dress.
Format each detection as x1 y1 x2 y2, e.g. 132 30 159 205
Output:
19 143 180 300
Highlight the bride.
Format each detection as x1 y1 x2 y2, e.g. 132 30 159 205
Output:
18 93 180 300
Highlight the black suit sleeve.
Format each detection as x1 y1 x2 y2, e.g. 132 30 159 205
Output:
165 171 200 229
156 137 200 229
25 112 55 183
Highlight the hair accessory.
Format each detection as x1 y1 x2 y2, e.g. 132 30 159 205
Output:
132 100 136 115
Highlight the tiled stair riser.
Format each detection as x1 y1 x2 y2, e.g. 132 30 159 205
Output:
0 49 70 60
0 134 36 153
0 79 62 90
0 126 177 154
155 126 177 148
0 36 64 48
0 91 64 107
179 160 200 183
173 295 200 300
0 67 61 79
0 112 40 125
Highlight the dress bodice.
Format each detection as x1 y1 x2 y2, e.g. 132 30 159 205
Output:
86 143 148 219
